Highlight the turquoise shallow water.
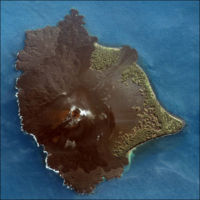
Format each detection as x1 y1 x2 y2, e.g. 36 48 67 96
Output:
1 1 199 199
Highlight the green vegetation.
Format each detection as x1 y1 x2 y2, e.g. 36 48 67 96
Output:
90 43 184 158
113 63 184 157
90 43 120 70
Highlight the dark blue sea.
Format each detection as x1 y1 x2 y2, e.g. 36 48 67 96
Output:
1 1 199 199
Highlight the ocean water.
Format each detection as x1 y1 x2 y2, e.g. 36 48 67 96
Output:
1 1 199 199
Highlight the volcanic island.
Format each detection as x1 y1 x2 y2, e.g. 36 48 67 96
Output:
16 9 185 194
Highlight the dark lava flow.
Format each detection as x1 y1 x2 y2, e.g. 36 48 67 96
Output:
16 9 145 193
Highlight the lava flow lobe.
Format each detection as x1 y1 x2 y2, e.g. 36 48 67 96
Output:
16 9 184 193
